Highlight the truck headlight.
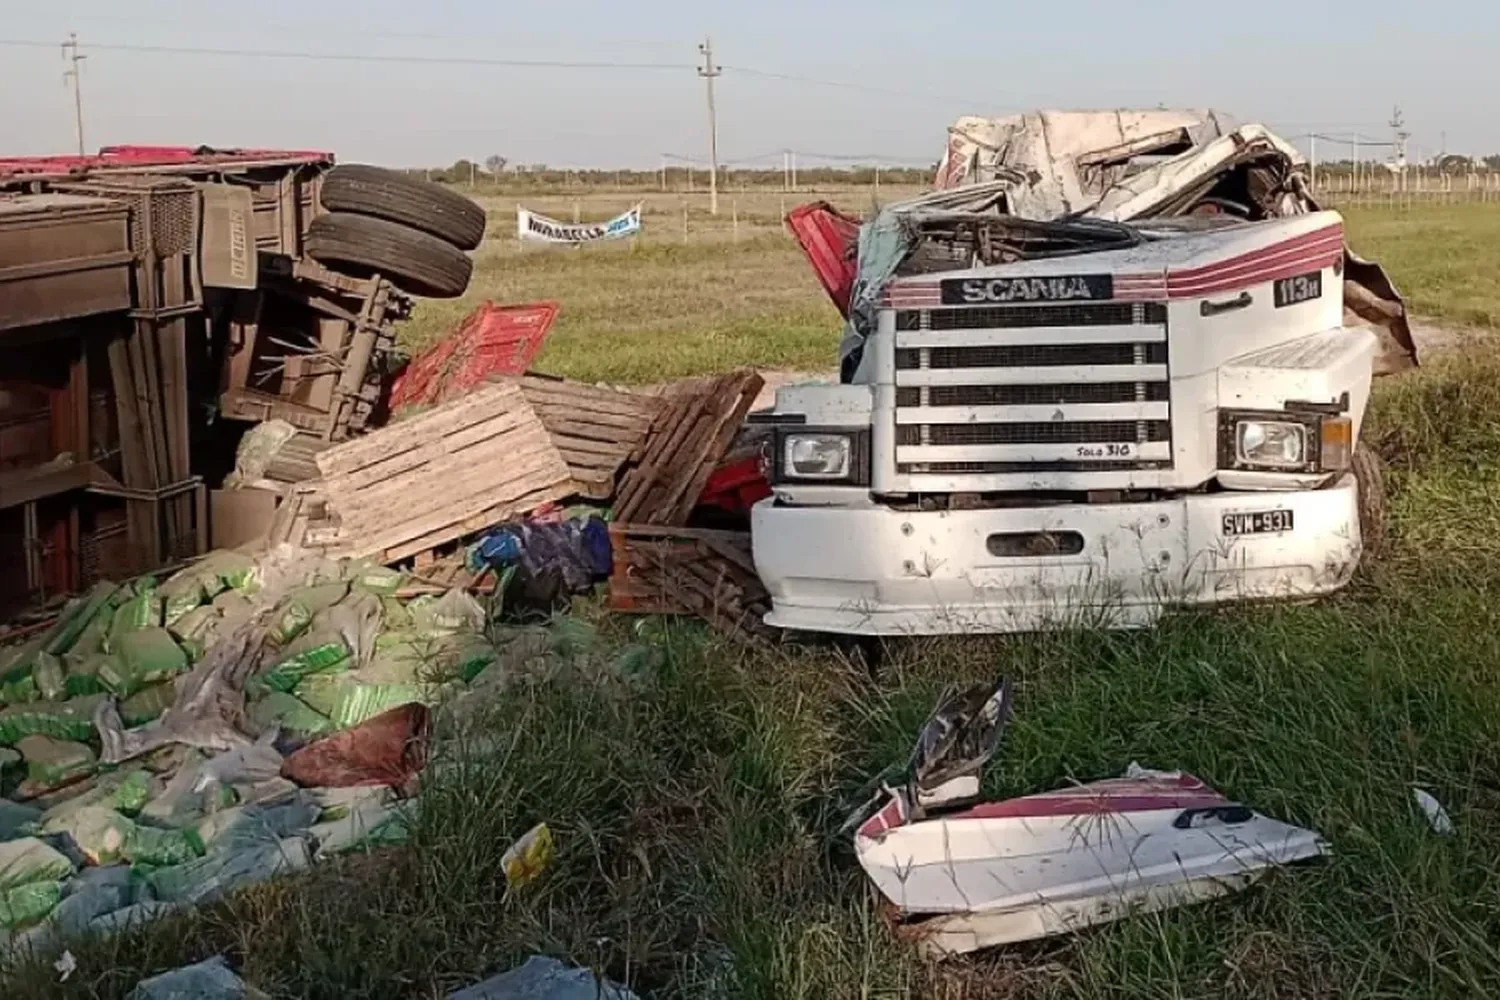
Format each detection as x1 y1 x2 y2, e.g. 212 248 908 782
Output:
784 434 852 479
1219 410 1353 473
771 428 870 485
1236 420 1307 469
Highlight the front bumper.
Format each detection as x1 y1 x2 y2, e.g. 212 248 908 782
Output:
751 476 1361 636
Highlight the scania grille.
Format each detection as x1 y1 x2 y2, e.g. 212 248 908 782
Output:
891 301 1171 475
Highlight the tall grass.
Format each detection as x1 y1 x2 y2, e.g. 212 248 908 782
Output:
10 349 1500 998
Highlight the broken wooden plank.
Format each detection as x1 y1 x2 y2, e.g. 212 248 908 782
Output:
614 371 763 526
311 382 572 563
607 523 769 641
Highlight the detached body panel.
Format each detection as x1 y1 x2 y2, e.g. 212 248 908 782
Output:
855 770 1328 955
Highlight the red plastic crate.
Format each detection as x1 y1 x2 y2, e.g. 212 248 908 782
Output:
390 301 560 409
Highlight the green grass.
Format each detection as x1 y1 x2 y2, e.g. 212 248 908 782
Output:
10 350 1500 998
1341 202 1500 330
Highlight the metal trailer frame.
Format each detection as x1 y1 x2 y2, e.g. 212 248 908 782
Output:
0 146 406 614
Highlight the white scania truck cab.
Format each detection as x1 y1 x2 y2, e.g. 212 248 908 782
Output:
752 210 1383 635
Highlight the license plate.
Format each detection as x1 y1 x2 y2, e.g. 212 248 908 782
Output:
1221 510 1294 536
1273 271 1322 308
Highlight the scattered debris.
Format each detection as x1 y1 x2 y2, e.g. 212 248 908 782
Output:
614 370 763 526
853 683 1330 956
500 822 555 890
53 948 75 982
280 703 431 790
472 512 612 606
126 955 267 1000
608 525 769 641
448 955 640 1000
1412 787 1454 835
0 542 511 937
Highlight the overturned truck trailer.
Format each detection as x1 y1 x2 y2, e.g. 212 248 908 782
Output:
0 147 481 617
764 111 1414 636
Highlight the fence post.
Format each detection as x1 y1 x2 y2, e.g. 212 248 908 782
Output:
682 204 689 243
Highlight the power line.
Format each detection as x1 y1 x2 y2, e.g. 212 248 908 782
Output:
720 64 987 106
0 38 692 70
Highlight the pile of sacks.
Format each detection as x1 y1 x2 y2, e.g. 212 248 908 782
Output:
0 546 506 944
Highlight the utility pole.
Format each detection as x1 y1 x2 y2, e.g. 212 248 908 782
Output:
697 37 721 215
1308 133 1317 192
790 150 797 191
659 156 666 192
782 150 790 191
62 33 86 156
1390 106 1410 191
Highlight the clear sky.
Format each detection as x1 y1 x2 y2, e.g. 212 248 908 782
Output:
2 1 1494 169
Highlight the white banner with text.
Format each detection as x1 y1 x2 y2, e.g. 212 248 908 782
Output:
517 204 642 243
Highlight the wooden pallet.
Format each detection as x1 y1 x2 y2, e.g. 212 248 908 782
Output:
613 370 763 526
608 523 770 641
307 382 573 563
516 376 662 500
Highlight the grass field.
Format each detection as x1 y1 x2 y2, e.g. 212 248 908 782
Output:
8 200 1500 998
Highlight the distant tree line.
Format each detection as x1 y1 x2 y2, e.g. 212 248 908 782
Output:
404 153 1500 192
404 158 935 190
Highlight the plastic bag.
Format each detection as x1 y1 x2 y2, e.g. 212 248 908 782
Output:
63 653 110 698
349 564 405 597
0 672 38 707
113 770 158 816
0 695 105 745
224 417 299 487
110 584 162 639
281 703 430 788
104 629 190 697
0 881 62 929
18 735 96 791
501 822 555 889
159 573 209 628
248 693 333 738
147 835 307 906
0 837 73 890
295 674 427 731
309 796 411 857
125 955 259 1000
320 592 383 669
261 633 351 693
422 589 487 634
189 549 256 594
122 682 179 727
43 582 121 656
267 601 314 648
32 653 66 702
196 732 284 793
57 806 134 866
125 822 207 867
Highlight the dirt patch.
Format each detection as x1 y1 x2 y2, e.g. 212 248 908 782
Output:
1410 319 1489 358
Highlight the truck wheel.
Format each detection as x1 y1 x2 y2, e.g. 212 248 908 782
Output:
306 212 473 299
1352 443 1387 561
321 164 487 250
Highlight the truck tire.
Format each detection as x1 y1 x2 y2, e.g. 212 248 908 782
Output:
305 212 473 299
321 164 487 250
1352 442 1387 561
